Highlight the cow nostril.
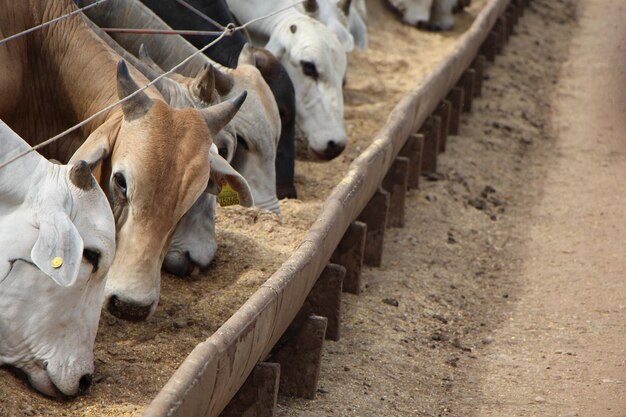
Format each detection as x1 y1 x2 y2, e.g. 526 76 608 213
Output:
78 374 92 393
107 295 153 322
324 140 346 160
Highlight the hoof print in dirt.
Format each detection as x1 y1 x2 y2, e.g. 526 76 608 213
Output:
382 297 399 307
431 330 450 342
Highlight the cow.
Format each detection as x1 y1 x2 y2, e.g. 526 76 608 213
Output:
386 0 460 31
0 120 116 397
80 0 282 213
226 0 349 160
0 0 252 321
83 14 262 277
136 0 299 200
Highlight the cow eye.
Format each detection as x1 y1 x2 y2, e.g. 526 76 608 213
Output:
83 248 100 272
236 134 249 151
300 60 319 80
113 172 127 195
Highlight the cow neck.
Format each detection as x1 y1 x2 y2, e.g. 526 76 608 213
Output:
81 0 211 79
0 123 47 204
11 0 163 162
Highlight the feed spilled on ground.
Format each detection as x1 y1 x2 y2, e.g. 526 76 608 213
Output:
0 0 487 415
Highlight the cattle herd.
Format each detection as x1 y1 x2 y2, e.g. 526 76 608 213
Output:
0 0 469 400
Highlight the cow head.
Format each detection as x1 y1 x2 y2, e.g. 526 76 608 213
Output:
163 145 253 277
248 45 298 200
227 45 282 212
70 61 250 321
265 14 348 161
134 47 277 276
0 123 116 397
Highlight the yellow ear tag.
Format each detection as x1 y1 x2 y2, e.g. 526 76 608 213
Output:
217 181 240 207
51 257 64 269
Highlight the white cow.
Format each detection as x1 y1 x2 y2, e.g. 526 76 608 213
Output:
387 0 458 31
227 0 349 160
0 121 116 396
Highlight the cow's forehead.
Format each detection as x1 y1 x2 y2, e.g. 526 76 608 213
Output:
289 27 345 69
111 102 212 213
116 101 211 167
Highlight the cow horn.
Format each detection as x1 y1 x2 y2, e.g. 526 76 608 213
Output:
201 91 247 137
69 160 95 190
303 0 319 15
237 43 256 67
213 66 235 96
116 60 153 121
338 0 352 16
192 64 218 104
138 44 164 74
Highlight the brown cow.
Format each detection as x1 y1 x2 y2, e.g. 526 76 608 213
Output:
0 0 252 321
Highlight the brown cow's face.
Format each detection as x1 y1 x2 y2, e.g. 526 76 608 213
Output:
103 102 212 321
70 61 248 321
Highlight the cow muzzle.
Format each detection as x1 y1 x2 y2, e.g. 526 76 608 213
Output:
25 361 93 397
106 294 156 322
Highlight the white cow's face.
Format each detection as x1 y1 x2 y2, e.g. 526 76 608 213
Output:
267 16 348 161
0 161 115 397
223 56 281 213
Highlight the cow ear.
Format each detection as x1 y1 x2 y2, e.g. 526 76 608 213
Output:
349 10 368 49
338 0 352 16
265 34 286 60
117 60 153 121
329 21 355 52
207 149 253 207
31 212 84 287
69 121 116 180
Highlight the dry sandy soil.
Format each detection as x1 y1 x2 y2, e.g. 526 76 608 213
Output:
5 0 623 416
278 0 626 416
0 1 488 416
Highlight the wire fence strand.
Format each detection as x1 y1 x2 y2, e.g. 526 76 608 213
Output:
0 0 305 170
0 0 111 46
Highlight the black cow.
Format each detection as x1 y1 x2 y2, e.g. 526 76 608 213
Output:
140 0 298 199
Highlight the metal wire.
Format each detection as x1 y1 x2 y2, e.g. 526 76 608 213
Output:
0 0 111 46
0 0 305 170
101 27 224 37
0 29 229 170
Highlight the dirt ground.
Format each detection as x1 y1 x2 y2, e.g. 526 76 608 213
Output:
7 1 623 416
0 1 488 416
278 0 625 416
